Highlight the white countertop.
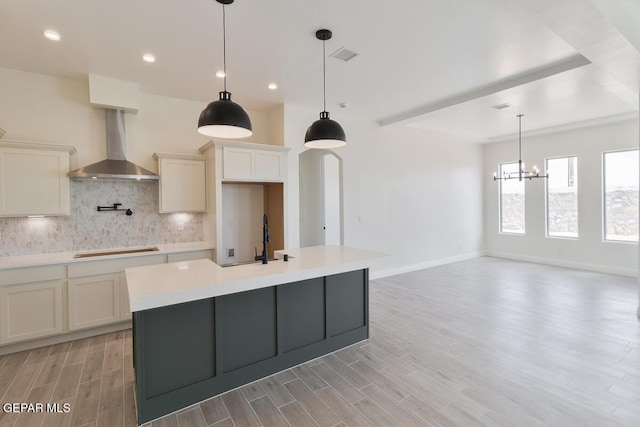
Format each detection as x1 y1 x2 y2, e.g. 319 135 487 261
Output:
0 241 214 270
125 245 385 312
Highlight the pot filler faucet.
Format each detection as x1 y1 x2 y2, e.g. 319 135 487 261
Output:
254 214 270 264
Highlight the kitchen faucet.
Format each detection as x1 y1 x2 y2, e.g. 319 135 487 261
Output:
254 214 270 264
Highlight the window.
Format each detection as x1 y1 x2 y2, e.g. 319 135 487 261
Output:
546 156 578 238
603 149 639 242
499 162 525 234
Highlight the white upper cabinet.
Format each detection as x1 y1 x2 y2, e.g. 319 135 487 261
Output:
0 141 75 217
223 148 253 180
254 151 282 180
154 153 207 213
222 145 286 182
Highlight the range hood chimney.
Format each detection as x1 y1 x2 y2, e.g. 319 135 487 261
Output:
68 109 159 180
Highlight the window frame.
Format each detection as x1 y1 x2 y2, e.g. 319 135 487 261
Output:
602 148 639 244
498 161 526 235
544 155 579 240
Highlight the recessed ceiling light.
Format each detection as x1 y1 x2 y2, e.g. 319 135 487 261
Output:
142 53 156 63
268 83 278 90
43 30 61 41
216 70 225 78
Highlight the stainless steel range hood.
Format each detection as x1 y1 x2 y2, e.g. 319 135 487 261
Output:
68 109 159 180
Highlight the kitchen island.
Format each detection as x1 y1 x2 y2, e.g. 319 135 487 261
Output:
125 245 383 425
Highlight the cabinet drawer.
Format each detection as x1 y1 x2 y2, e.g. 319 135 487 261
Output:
0 265 64 286
167 250 213 263
68 254 166 278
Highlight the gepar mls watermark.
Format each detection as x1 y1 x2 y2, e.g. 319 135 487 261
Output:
3 402 71 413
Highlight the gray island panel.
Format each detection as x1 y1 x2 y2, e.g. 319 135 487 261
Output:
132 268 369 425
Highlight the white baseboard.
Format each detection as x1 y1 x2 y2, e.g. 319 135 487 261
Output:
370 252 483 280
370 249 638 280
0 321 131 356
485 251 638 277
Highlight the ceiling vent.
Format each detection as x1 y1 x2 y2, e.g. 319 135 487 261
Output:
330 47 358 62
492 103 512 110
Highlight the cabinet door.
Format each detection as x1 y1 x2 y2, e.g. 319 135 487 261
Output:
0 280 64 344
120 274 132 320
68 273 121 331
254 151 282 180
0 147 70 216
158 158 206 213
223 147 253 180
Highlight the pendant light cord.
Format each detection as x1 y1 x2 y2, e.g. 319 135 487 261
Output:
322 38 326 112
222 3 227 92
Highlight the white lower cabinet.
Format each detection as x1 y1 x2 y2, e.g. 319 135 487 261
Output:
0 280 64 344
68 273 121 331
0 248 213 347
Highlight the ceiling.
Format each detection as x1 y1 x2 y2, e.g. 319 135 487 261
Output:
0 0 638 141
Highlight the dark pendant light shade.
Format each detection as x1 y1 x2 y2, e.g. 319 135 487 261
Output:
198 91 252 138
304 29 347 149
197 0 252 139
305 111 346 148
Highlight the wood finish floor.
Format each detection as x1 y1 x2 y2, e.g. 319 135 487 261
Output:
0 257 639 426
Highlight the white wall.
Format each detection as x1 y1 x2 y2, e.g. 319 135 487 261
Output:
0 67 272 172
483 118 639 276
221 184 264 264
283 104 484 277
0 67 273 255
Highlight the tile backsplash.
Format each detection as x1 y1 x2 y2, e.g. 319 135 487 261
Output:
0 180 203 256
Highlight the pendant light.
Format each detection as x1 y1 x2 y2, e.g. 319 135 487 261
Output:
197 0 252 139
493 114 548 181
304 29 346 149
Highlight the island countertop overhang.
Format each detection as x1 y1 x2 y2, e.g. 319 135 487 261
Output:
125 245 385 312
